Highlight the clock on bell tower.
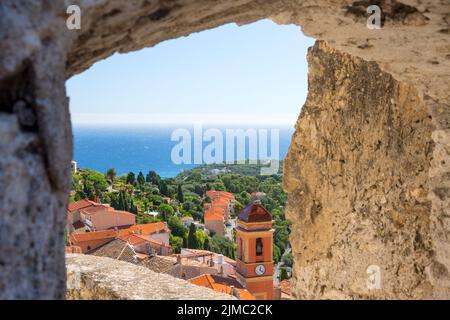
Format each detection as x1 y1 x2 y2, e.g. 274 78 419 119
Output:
235 201 274 300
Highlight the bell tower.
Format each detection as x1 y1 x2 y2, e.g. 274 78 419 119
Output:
235 201 274 300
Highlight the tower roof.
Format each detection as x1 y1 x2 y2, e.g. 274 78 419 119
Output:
237 201 272 223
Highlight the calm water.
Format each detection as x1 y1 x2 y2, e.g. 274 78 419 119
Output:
73 124 295 177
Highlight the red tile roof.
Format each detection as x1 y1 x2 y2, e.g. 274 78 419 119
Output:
120 233 170 247
68 199 96 213
204 190 234 221
123 222 166 235
70 229 118 243
204 210 224 220
81 204 111 214
189 274 255 300
112 210 137 217
119 234 148 246
212 197 230 207
238 202 272 223
206 191 235 200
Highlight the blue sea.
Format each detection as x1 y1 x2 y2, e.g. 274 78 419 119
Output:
73 124 295 177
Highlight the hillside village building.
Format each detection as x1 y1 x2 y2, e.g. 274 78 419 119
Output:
67 198 135 232
180 248 236 278
65 199 278 300
67 199 171 255
203 191 235 236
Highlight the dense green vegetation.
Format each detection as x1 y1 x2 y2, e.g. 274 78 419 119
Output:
71 163 290 264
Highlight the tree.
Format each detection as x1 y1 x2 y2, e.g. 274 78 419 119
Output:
126 172 136 185
159 181 169 196
204 195 212 204
279 267 290 281
273 244 281 264
209 235 235 259
82 180 95 200
282 253 293 268
136 214 158 224
195 230 207 249
129 198 138 214
118 191 127 211
177 184 184 203
106 168 116 182
137 171 145 187
187 223 199 249
194 184 204 197
168 215 187 238
146 171 161 185
158 203 174 221
236 191 251 206
170 234 184 254
203 236 210 250
233 201 244 213
81 169 108 199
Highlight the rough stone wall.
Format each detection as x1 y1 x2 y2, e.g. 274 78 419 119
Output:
0 0 449 299
283 41 442 299
0 1 72 298
66 254 234 299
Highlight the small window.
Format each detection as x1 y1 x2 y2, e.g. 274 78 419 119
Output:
256 238 263 256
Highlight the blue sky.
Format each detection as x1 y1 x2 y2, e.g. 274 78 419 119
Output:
66 19 315 127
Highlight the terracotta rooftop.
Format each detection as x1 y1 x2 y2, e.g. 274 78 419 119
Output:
81 204 111 215
68 199 96 213
204 205 226 221
211 197 230 207
70 229 118 243
189 274 255 300
69 222 166 244
123 222 166 236
120 233 170 247
204 211 224 220
238 201 272 223
89 238 137 264
112 210 137 217
68 199 136 218
206 191 235 200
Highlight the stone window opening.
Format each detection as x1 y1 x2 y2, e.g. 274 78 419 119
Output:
1 1 446 301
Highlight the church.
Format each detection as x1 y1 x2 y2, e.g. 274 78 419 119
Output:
235 201 275 300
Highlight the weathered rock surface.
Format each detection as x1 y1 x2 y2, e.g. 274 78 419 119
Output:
0 113 66 299
0 0 449 299
66 254 234 300
284 41 444 299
